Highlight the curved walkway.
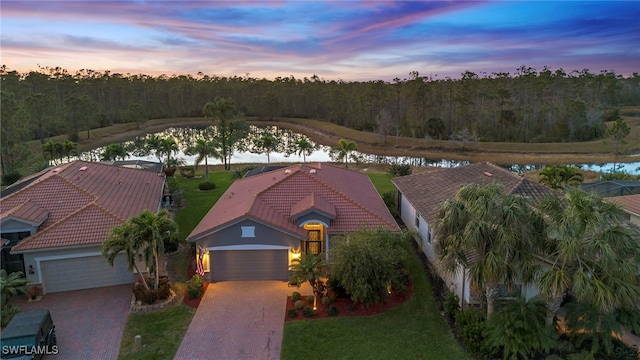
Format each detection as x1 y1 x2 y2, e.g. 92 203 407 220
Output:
174 281 311 360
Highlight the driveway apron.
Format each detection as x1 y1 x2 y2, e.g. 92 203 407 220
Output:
10 284 131 360
175 281 304 360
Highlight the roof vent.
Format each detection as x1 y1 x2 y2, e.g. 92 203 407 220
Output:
79 166 88 171
51 169 59 174
483 172 493 177
310 169 317 174
284 169 291 174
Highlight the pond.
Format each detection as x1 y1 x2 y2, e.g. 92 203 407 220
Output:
79 125 640 175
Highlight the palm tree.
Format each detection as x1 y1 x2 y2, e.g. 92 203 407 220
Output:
257 134 277 164
535 189 640 329
127 210 177 290
61 140 79 162
100 143 129 161
102 222 150 290
295 138 314 163
144 135 163 162
158 138 179 166
334 139 358 168
289 252 326 299
186 138 219 182
42 140 63 165
434 183 544 318
0 270 29 309
539 165 583 190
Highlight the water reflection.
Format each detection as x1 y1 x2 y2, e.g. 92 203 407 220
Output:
80 125 639 175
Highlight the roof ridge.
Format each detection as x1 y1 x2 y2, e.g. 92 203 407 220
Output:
1 199 31 218
298 170 398 229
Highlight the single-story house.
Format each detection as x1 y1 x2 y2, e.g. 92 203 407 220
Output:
1 160 165 293
392 162 555 305
605 194 640 226
188 162 400 282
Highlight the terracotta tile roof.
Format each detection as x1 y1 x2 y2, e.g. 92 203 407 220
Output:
3 160 164 252
0 199 49 225
290 192 337 219
188 163 399 241
604 194 640 217
392 162 555 225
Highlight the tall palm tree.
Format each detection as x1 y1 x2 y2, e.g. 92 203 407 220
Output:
102 222 150 290
144 135 163 162
535 189 640 329
186 138 219 182
257 134 277 164
295 138 314 163
335 139 357 168
158 138 179 166
435 183 544 318
127 210 177 290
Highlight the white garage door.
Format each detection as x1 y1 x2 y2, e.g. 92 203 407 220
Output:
41 254 135 293
211 249 289 281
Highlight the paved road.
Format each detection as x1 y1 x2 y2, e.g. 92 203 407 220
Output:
11 285 131 360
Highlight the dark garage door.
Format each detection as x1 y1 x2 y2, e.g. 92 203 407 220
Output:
211 249 288 281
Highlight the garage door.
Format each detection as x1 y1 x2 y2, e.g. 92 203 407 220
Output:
211 249 288 281
41 254 135 293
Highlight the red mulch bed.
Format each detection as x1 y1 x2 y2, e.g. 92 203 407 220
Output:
183 282 208 308
284 282 413 321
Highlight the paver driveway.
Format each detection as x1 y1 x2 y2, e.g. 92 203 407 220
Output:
175 281 310 360
11 284 131 360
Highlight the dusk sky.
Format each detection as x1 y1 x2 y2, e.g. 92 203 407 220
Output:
1 1 639 81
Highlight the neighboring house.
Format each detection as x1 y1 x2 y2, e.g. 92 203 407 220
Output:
604 194 640 226
188 162 400 282
392 162 555 306
1 160 165 293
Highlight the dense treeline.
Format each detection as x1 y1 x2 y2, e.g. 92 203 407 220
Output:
1 65 639 173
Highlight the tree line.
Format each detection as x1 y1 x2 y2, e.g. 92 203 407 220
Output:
1 65 639 174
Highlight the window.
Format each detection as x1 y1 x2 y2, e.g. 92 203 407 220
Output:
427 228 432 244
415 214 420 228
241 226 255 238
497 284 522 299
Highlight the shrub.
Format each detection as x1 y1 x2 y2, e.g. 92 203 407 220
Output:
1 305 22 328
347 304 357 312
443 292 460 319
321 296 331 306
455 308 489 357
133 283 158 304
287 309 298 318
302 306 315 317
294 300 304 310
198 181 216 191
327 304 339 316
187 274 204 300
306 295 314 304
291 291 301 302
157 277 171 300
166 176 182 193
381 191 399 218
327 277 348 298
1 171 21 186
387 164 412 177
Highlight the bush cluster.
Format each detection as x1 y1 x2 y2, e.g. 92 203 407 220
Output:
327 304 339 316
294 300 304 310
302 306 315 317
187 274 204 300
306 295 314 304
321 296 331 306
198 181 216 191
133 277 172 304
387 164 412 177
291 291 301 302
287 309 297 318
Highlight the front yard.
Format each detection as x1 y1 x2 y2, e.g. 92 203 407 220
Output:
118 167 470 359
281 242 471 359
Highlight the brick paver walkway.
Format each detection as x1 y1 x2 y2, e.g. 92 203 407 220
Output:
10 285 131 360
175 281 311 360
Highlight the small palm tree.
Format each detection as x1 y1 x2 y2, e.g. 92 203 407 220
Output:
102 222 150 290
289 253 326 299
0 270 29 309
295 138 314 163
186 138 219 182
539 165 583 190
257 134 278 164
100 143 129 161
334 139 358 168
61 140 79 162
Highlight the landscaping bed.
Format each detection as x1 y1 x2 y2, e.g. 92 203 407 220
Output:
284 282 413 321
182 282 208 309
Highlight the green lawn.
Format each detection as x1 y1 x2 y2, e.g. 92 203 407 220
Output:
281 244 471 360
118 171 234 359
367 173 395 194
